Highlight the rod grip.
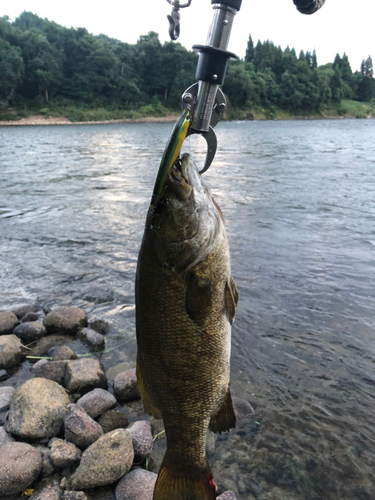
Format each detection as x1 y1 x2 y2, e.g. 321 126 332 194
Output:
211 0 242 11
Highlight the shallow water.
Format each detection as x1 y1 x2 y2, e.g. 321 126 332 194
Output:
1 119 375 499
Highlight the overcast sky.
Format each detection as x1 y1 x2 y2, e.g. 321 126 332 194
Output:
1 0 374 72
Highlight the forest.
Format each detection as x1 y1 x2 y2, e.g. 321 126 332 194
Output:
0 11 374 121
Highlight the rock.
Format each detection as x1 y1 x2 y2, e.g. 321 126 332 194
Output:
77 328 105 351
21 311 40 323
64 359 107 394
50 438 82 469
115 468 157 500
0 369 9 381
0 427 14 445
76 388 116 419
12 304 40 320
31 360 68 385
0 442 42 496
0 386 15 412
13 322 47 343
30 335 76 358
49 346 78 361
63 492 89 500
0 335 24 369
0 311 19 335
7 378 71 440
64 404 103 449
127 420 153 458
60 429 134 491
35 446 56 478
232 397 255 428
206 430 216 457
89 319 109 335
97 410 129 434
217 492 238 500
113 369 139 401
30 484 63 500
43 307 88 335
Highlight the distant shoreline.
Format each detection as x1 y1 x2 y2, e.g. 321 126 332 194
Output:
0 114 181 126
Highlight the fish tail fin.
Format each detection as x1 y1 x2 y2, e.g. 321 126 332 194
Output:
153 457 216 500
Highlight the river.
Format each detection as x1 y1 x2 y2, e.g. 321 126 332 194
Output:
1 119 375 499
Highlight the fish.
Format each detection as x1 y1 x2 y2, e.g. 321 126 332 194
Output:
135 152 238 500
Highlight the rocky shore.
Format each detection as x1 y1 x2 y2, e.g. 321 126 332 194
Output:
0 304 238 499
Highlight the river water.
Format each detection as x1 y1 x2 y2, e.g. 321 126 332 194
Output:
1 119 375 499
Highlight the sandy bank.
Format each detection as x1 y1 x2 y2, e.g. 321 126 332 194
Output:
0 114 180 126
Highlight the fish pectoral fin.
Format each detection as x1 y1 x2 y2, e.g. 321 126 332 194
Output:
136 355 162 419
154 457 216 500
209 386 236 434
186 273 212 327
224 276 239 325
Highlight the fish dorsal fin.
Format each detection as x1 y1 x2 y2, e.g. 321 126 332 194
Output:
136 354 162 419
224 276 238 325
186 273 212 327
209 386 236 434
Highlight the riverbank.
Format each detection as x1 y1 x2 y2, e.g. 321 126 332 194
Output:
0 114 181 126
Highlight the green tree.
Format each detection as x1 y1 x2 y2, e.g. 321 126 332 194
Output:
245 35 254 63
0 39 24 104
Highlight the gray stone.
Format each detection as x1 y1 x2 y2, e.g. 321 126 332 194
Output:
50 346 78 361
35 446 56 478
77 328 105 351
0 386 15 412
64 404 103 450
97 410 129 434
113 369 139 401
89 319 109 335
0 442 42 496
115 468 157 500
30 335 76 358
64 359 107 394
127 420 153 458
77 388 116 419
217 492 238 500
7 378 71 440
60 429 134 490
50 438 82 469
43 307 88 335
31 360 68 385
0 427 14 445
13 322 47 343
21 311 40 323
0 335 24 369
12 304 40 320
63 492 89 500
0 369 9 380
0 311 19 335
30 484 63 500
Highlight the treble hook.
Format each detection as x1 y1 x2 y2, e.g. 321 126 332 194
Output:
166 0 192 41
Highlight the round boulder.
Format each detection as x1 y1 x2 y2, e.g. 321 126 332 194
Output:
7 377 71 440
127 420 153 458
43 307 88 335
76 388 116 419
113 369 139 401
0 311 19 335
13 322 47 343
115 468 157 500
50 346 78 361
97 410 129 434
0 442 42 496
64 404 104 450
0 334 24 369
12 304 40 320
21 311 40 323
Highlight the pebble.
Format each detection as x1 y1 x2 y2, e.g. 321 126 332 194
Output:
21 311 40 322
60 429 134 490
127 420 153 458
217 492 238 500
0 369 9 381
89 319 109 335
97 409 129 434
0 334 25 369
12 304 40 320
113 368 140 401
0 442 42 496
50 346 78 361
0 386 15 412
31 360 68 385
30 484 63 500
35 445 56 478
77 328 105 351
50 438 82 469
63 492 89 500
7 378 71 440
115 468 157 500
0 311 19 335
64 404 104 449
13 322 47 343
64 358 107 394
0 427 14 445
76 388 116 419
43 307 88 335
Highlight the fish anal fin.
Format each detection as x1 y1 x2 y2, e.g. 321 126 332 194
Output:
186 273 212 327
154 457 216 500
224 276 239 325
136 355 162 419
209 387 236 434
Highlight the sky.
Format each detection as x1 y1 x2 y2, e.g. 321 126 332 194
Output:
1 0 374 72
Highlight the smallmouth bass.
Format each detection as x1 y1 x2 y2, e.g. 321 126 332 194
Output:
136 153 238 500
